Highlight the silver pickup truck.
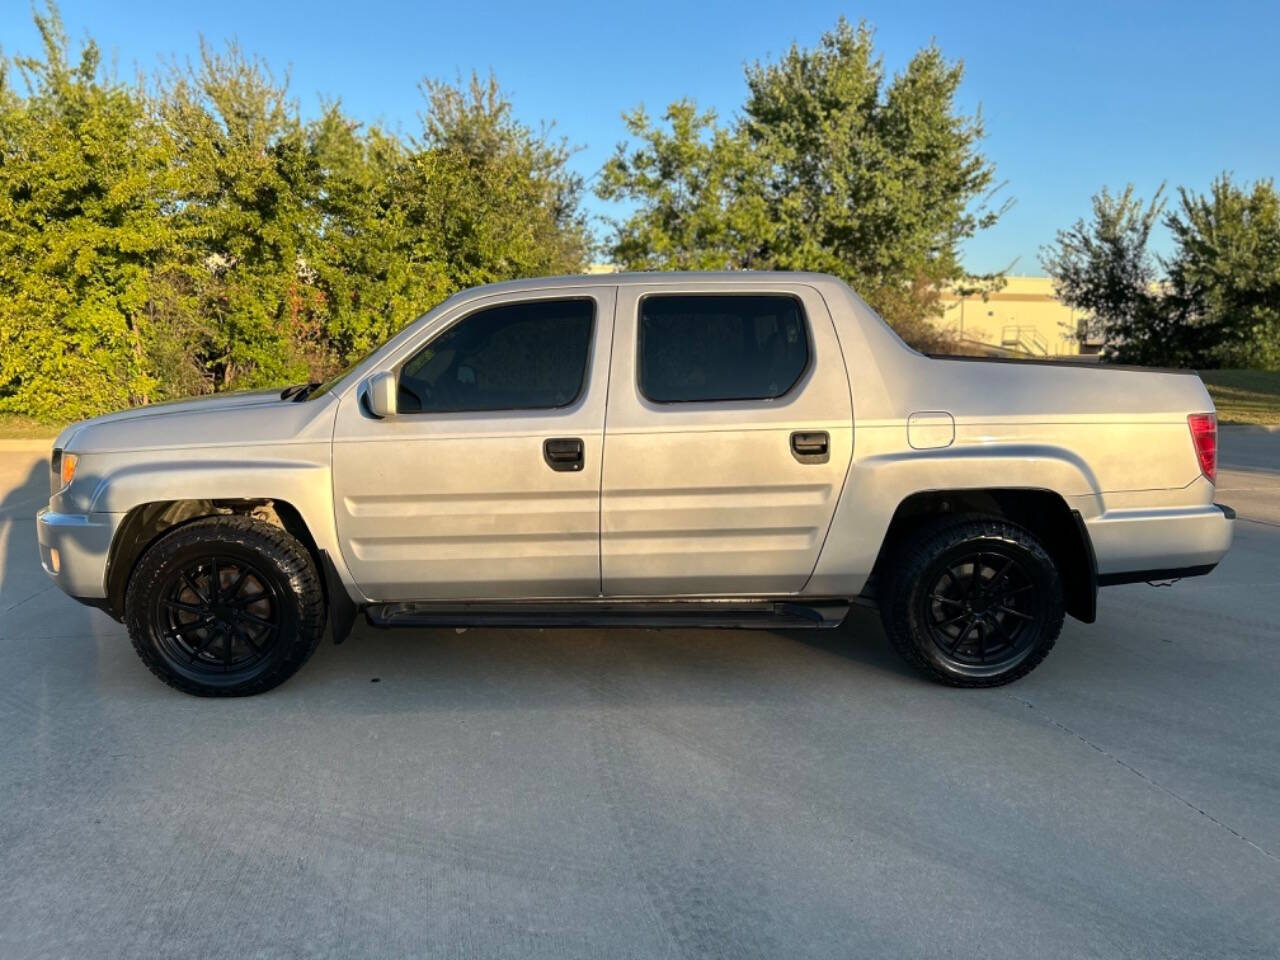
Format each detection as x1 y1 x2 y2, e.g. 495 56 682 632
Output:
36 272 1234 696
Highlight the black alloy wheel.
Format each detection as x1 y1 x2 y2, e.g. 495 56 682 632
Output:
125 515 326 696
153 555 282 673
878 515 1065 687
921 550 1040 670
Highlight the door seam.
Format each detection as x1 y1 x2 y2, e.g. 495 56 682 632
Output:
597 287 619 598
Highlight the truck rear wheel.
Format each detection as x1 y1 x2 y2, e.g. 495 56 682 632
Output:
878 515 1065 686
124 515 326 697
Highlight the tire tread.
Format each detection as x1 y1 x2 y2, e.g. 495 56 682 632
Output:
878 513 1065 687
124 515 325 697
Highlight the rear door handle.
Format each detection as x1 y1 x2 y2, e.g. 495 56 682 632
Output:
543 437 585 472
790 431 829 464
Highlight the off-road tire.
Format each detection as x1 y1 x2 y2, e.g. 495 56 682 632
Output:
878 514 1065 687
124 515 325 697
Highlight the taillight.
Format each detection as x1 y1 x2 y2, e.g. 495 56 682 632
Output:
1188 413 1217 484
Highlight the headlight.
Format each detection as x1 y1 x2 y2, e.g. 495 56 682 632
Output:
59 452 79 490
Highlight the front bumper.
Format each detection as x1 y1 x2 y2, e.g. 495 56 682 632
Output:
36 509 123 600
1086 502 1234 585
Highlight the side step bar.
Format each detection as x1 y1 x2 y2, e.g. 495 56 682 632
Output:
365 599 851 631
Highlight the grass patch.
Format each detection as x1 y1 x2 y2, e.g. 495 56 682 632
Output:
1199 369 1280 425
0 413 63 440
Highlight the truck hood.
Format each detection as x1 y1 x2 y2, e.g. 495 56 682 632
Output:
57 388 338 454
62 389 283 435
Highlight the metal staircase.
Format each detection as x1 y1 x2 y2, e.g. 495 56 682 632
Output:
1000 325 1050 356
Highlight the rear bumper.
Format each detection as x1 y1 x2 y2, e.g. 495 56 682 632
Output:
1087 502 1234 585
35 508 123 600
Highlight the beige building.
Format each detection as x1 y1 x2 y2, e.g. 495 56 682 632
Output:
937 276 1100 358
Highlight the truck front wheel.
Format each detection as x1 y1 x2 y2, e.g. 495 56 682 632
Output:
879 516 1065 686
124 515 326 697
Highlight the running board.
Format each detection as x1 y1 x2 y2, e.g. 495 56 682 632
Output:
365 599 851 631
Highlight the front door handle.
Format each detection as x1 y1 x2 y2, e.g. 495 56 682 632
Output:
543 437 585 472
790 431 829 464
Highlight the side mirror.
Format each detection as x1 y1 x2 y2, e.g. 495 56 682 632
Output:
364 371 397 418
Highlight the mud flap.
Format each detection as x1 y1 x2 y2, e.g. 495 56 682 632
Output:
319 550 358 644
1070 510 1098 624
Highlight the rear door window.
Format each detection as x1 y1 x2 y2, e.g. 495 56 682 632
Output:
638 295 809 403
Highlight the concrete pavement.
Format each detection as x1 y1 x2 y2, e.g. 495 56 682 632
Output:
1216 423 1280 473
0 433 1277 959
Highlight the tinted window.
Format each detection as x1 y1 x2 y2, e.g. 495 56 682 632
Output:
398 299 593 413
638 295 809 403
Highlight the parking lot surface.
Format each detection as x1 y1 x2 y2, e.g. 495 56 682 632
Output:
1 430 1277 959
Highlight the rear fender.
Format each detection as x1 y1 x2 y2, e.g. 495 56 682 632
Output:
805 442 1099 596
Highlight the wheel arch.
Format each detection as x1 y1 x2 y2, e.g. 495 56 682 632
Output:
871 487 1097 623
105 498 332 622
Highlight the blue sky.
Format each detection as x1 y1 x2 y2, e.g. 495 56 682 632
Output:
5 0 1278 275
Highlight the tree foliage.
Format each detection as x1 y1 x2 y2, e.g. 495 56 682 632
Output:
1042 176 1280 368
0 4 589 420
4 3 1272 423
598 18 1006 350
1039 184 1170 364
597 101 769 272
0 7 177 420
1165 176 1280 369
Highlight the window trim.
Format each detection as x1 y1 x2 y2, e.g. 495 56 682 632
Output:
393 296 597 416
635 292 813 406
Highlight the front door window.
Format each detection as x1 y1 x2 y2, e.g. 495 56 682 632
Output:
398 299 594 414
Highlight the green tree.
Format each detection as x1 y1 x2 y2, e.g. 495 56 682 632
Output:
1165 174 1280 369
414 73 590 288
159 61 591 390
596 100 770 271
158 42 323 390
307 72 592 370
1044 176 1280 368
598 18 1005 349
1039 184 1171 364
305 107 426 363
0 5 177 420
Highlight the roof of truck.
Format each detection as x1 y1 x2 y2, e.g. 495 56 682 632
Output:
451 270 845 297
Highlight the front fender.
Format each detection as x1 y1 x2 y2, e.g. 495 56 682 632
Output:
67 446 366 607
88 458 326 516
